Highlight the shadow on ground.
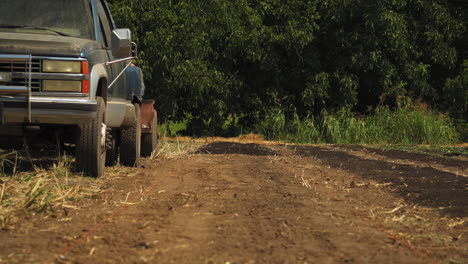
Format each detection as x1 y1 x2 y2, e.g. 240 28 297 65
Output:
195 142 277 156
0 136 64 175
339 145 468 169
292 146 468 217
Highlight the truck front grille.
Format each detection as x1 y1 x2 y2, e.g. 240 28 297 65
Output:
0 59 41 91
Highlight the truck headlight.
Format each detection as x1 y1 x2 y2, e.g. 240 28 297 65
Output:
42 80 81 92
43 60 81 73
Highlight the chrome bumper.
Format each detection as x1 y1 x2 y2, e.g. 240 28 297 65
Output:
0 96 97 125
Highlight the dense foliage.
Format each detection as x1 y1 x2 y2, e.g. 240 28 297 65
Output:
109 0 467 139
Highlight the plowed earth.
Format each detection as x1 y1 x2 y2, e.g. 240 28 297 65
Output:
1 142 467 264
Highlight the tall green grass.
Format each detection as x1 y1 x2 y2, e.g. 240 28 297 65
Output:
256 107 460 145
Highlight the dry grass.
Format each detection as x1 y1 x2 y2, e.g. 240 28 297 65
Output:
150 135 205 160
163 133 278 145
0 150 19 175
0 152 97 229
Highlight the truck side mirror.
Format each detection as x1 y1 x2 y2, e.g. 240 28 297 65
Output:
111 28 132 58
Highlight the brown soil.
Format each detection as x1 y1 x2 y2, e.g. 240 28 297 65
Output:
1 142 467 264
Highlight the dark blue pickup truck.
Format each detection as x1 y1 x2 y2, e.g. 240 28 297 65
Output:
0 0 158 177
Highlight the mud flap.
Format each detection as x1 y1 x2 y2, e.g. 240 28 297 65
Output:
140 99 155 134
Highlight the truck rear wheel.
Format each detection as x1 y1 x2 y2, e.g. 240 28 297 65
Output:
120 103 141 167
105 129 119 166
141 109 158 157
75 97 106 177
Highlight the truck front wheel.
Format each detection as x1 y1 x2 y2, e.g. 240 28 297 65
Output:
120 103 141 167
75 97 106 177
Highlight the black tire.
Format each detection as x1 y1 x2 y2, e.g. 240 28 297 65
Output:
75 97 106 177
120 103 141 167
141 109 158 157
105 129 119 166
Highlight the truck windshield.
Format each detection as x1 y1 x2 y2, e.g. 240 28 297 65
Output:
0 0 92 39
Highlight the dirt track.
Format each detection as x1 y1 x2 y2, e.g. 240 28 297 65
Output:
1 142 467 263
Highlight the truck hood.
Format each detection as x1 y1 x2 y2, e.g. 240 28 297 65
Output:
0 32 100 58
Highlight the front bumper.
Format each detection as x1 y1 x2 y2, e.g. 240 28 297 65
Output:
0 95 97 125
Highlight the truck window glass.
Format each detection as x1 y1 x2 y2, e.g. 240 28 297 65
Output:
97 1 112 48
0 0 92 39
102 0 116 29
98 20 109 47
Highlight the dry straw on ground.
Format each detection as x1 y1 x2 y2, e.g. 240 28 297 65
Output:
0 153 98 229
151 136 205 159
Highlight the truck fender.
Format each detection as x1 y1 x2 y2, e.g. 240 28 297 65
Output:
89 64 108 100
126 66 145 102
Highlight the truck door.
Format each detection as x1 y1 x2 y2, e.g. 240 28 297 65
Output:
96 0 127 99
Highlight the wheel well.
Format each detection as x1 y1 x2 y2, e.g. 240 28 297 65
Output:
131 96 141 105
96 78 108 103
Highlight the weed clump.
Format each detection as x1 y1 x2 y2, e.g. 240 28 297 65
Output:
256 107 460 145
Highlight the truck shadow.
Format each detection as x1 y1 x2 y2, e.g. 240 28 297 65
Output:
0 136 64 175
292 146 468 218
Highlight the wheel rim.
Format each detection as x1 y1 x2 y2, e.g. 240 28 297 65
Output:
101 123 107 152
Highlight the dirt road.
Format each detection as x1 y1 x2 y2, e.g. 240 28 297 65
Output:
1 142 467 263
